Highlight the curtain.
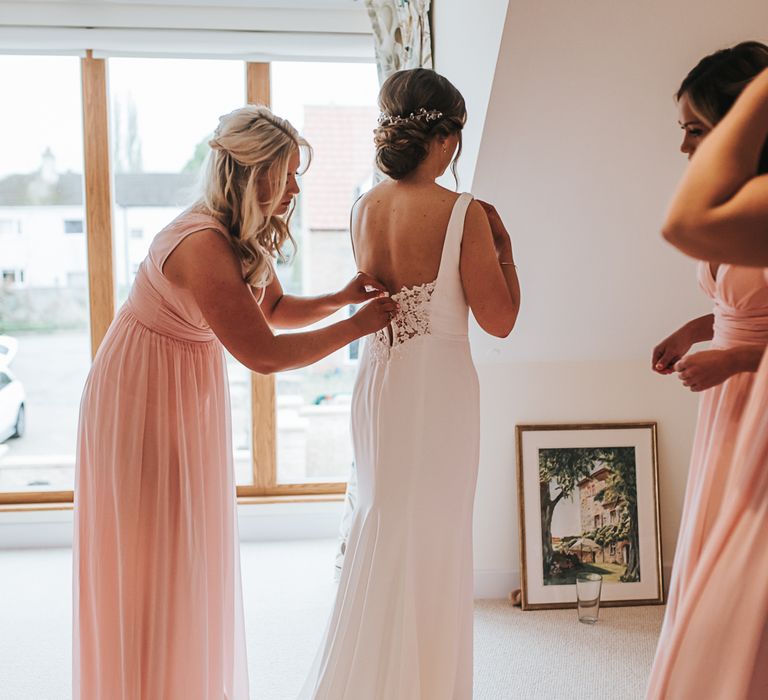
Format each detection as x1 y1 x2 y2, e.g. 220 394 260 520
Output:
365 0 433 84
335 0 433 579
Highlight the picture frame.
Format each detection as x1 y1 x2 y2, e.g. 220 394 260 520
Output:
516 422 663 610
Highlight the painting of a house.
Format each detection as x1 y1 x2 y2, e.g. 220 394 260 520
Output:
538 446 641 586
573 468 631 568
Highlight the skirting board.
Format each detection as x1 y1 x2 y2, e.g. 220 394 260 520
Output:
475 566 675 602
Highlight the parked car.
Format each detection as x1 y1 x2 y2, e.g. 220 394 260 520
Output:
0 335 18 365
0 335 25 442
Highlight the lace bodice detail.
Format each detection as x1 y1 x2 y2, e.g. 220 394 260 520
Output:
371 281 436 363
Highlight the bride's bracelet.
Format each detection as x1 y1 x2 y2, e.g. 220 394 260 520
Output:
499 260 517 267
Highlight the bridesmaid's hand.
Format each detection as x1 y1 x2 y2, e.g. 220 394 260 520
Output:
674 349 737 392
350 297 399 336
337 272 388 306
652 328 694 374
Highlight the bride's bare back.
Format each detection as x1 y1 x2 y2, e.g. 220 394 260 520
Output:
352 181 461 293
352 179 518 337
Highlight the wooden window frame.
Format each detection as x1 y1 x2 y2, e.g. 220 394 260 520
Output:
0 57 348 507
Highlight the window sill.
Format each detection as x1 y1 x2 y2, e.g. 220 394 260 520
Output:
0 496 346 549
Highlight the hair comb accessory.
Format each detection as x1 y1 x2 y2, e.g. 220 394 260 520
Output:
377 107 444 126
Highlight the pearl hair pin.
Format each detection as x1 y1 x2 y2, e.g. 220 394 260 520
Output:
377 107 444 127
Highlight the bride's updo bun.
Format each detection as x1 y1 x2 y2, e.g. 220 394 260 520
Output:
374 68 467 181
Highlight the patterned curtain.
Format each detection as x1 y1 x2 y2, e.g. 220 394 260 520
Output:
334 0 434 579
365 0 433 84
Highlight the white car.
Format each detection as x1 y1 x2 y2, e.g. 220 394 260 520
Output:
0 336 25 442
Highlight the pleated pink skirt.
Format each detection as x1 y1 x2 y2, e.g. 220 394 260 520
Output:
73 308 249 699
647 350 768 699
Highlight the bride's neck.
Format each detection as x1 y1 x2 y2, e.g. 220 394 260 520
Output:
397 163 443 186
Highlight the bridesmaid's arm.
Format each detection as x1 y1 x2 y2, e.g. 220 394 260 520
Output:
164 230 397 373
662 68 768 265
260 272 386 329
652 314 715 374
726 344 766 374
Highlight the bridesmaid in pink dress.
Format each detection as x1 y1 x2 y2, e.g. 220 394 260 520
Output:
647 51 768 699
73 105 397 700
649 42 768 677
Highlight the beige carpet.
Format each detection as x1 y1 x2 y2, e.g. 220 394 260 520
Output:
0 540 663 699
474 601 663 699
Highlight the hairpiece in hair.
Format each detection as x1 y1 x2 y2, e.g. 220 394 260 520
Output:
377 107 444 127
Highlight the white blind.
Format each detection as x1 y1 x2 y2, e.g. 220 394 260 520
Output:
0 1 374 61
0 26 375 62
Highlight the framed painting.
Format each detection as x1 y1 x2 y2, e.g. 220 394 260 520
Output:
516 422 663 610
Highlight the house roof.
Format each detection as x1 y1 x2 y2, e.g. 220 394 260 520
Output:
301 104 378 231
578 466 612 487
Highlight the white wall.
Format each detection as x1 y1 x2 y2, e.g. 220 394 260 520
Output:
431 0 510 191
457 0 768 597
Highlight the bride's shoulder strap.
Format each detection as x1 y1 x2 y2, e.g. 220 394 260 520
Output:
437 192 474 279
447 192 474 246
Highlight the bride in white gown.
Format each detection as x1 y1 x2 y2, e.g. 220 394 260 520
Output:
300 68 521 700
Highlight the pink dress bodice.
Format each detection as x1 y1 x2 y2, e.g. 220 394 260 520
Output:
697 262 768 348
125 212 228 342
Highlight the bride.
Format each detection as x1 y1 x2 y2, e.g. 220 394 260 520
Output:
301 68 521 700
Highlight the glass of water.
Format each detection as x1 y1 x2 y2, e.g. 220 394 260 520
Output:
576 573 603 624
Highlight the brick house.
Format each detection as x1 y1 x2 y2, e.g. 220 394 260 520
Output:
576 466 630 566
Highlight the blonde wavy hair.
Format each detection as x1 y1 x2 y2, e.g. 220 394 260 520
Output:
199 104 310 288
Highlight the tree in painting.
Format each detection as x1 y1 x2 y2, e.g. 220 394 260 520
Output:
539 446 640 583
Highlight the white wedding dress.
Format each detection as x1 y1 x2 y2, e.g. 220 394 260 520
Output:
300 193 480 700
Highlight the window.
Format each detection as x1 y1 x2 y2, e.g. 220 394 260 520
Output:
0 52 379 505
270 61 379 484
0 55 89 497
0 219 20 234
67 272 88 287
0 372 10 390
594 514 600 528
64 219 84 234
347 305 361 362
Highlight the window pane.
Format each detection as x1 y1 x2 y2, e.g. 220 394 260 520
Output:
271 62 379 484
0 55 88 493
106 58 256 485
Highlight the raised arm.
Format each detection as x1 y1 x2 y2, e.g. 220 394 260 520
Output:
164 230 397 374
460 200 520 338
662 68 768 265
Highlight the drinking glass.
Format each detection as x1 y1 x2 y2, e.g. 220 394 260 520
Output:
576 572 603 624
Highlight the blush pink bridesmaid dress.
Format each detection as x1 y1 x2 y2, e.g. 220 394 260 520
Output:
647 265 768 699
73 211 249 700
